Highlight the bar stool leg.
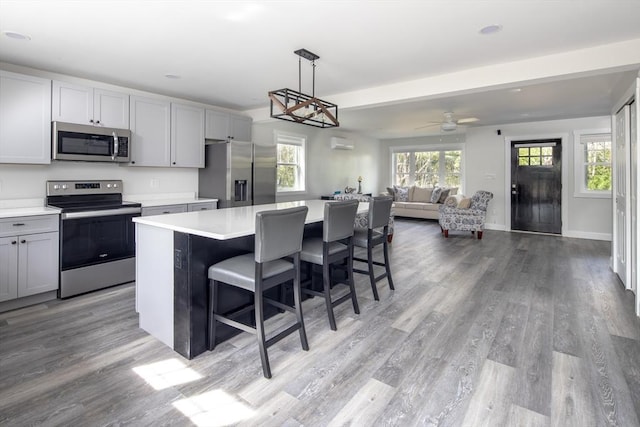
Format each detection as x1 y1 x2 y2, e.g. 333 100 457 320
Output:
293 256 309 350
367 239 380 301
347 246 359 314
208 280 219 351
254 285 271 379
383 238 395 291
323 261 337 331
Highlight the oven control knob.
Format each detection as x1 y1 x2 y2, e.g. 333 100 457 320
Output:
53 184 60 190
61 185 68 190
106 184 112 188
113 183 118 188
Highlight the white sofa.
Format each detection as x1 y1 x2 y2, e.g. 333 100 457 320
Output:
386 185 460 220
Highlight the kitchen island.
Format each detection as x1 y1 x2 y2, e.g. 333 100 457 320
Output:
133 199 368 359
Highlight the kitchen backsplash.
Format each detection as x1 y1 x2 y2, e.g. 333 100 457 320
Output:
0 162 198 201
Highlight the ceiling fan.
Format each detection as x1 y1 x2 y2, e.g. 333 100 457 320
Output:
415 111 479 132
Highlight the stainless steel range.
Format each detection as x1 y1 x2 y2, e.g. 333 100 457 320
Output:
46 180 141 298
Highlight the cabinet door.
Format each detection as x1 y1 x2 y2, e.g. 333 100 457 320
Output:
205 110 229 141
171 103 204 168
187 202 217 211
129 96 171 166
52 80 93 125
230 115 252 141
94 89 129 128
0 71 52 164
142 205 188 216
17 232 59 297
0 236 19 302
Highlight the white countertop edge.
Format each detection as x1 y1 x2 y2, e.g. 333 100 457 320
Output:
134 217 242 240
0 206 61 218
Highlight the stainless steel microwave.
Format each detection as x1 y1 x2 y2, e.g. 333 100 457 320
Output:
52 121 131 163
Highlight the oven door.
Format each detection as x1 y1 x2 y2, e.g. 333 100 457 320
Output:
60 208 140 271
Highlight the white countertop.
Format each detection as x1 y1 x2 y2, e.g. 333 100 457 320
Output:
128 197 218 208
133 199 368 240
0 206 61 219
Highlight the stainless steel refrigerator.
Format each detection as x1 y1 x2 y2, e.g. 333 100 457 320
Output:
198 141 277 208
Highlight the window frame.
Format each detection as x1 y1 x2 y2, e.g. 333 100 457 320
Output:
275 130 307 194
390 143 465 191
573 129 612 199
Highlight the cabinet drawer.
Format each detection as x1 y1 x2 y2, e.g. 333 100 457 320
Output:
0 215 59 238
142 205 188 216
187 202 217 212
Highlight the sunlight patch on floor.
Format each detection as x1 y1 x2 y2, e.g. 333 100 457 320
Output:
173 389 256 426
132 358 202 390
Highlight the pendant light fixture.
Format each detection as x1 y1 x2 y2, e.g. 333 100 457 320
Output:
268 48 339 128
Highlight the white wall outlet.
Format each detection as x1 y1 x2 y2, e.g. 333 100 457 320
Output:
150 178 159 188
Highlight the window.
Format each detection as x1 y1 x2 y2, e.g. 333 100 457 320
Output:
573 130 611 198
517 146 554 166
392 148 463 189
276 131 306 193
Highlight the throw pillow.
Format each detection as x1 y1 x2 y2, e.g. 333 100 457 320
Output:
411 186 433 202
444 196 458 207
449 187 458 196
438 188 451 203
430 187 442 204
458 198 472 209
395 186 409 202
386 186 396 200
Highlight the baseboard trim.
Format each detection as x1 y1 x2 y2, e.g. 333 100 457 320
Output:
483 223 611 241
563 230 612 241
484 223 506 231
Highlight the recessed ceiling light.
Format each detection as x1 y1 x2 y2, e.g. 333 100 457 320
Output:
479 24 502 35
164 74 181 79
509 88 522 93
3 31 31 41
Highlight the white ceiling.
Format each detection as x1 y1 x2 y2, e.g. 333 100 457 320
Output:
1 0 639 138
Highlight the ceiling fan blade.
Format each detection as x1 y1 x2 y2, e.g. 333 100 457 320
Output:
456 117 479 124
414 122 441 130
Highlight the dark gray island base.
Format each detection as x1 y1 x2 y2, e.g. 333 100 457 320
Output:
134 200 366 360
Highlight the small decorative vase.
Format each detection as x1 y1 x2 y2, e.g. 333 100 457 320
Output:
357 182 362 194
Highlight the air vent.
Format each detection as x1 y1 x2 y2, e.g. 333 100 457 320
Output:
330 137 354 150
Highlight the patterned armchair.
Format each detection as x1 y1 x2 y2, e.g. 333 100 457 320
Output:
333 194 395 242
438 190 493 239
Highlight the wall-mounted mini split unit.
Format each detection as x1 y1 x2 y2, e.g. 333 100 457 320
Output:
330 136 354 150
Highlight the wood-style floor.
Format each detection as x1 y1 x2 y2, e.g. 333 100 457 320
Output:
1 219 639 427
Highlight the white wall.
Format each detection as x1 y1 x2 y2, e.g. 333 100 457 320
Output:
379 116 613 240
252 120 381 202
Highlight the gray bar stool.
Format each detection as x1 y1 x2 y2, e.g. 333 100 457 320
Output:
207 206 309 379
353 196 395 301
300 200 360 331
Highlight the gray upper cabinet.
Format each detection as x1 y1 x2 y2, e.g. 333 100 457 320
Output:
129 97 204 168
205 110 252 142
0 70 52 164
171 103 205 168
129 95 172 167
52 80 129 128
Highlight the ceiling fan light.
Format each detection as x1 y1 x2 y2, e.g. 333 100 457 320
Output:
441 122 457 131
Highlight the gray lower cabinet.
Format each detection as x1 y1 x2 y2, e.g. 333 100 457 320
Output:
0 215 59 302
142 205 188 216
187 202 217 212
142 202 217 216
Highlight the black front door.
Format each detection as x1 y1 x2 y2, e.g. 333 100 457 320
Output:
511 139 562 234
